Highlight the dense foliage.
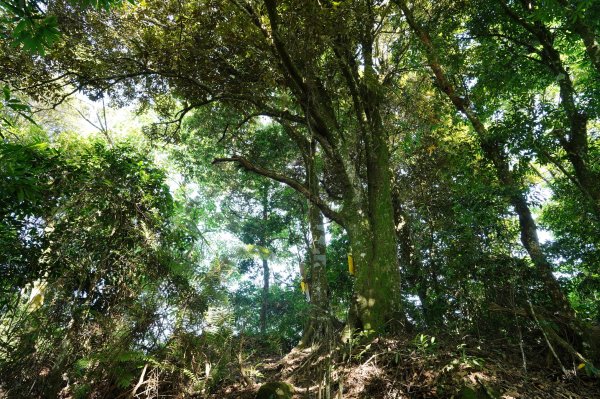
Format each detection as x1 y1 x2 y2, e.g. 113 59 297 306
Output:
1 0 599 397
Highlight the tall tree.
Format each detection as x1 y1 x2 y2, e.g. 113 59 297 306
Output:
31 0 408 333
464 0 600 217
396 0 574 319
395 0 600 362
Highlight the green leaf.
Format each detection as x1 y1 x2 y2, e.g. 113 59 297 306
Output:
8 103 29 111
13 20 29 36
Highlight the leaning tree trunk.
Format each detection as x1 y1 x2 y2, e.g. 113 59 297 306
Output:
398 0 574 319
481 139 574 317
499 2 600 217
397 0 600 361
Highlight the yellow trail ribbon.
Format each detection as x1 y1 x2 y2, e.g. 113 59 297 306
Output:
347 253 354 275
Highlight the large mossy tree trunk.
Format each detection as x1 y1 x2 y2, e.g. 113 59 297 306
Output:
345 215 402 334
342 32 404 334
343 125 403 334
251 0 408 336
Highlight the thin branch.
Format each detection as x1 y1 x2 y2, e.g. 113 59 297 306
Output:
212 156 344 226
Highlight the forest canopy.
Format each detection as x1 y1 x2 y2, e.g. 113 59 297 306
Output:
1 0 599 398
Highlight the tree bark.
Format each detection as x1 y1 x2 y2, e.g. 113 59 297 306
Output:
344 127 403 333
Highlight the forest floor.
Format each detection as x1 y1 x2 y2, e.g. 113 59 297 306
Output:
210 333 599 399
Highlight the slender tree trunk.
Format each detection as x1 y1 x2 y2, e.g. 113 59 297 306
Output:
397 2 600 362
394 199 431 328
300 203 331 346
481 139 574 317
300 139 332 346
543 48 600 214
260 191 270 336
260 257 269 335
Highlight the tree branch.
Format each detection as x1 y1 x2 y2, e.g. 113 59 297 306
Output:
212 156 344 226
